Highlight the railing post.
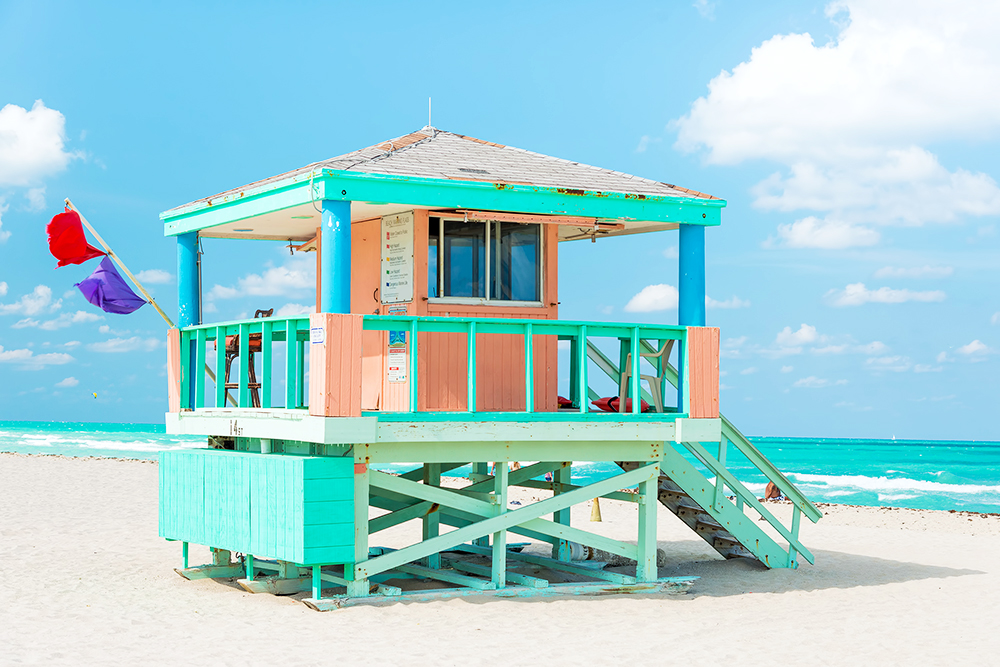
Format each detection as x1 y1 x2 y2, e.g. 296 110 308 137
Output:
167 328 181 413
409 318 418 413
467 320 476 413
578 325 588 414
194 328 206 409
788 506 802 568
215 327 226 408
714 438 727 511
308 313 364 417
568 336 580 408
179 330 191 410
630 327 640 415
492 464 509 589
238 323 250 408
260 320 272 409
637 462 659 582
524 322 534 413
285 320 297 409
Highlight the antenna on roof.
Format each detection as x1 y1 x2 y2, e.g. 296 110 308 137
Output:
428 97 432 127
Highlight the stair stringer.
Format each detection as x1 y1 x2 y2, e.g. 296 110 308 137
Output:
626 444 794 569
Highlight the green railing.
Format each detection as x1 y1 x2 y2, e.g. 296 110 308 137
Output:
178 316 311 411
588 339 822 563
177 314 691 419
362 314 689 419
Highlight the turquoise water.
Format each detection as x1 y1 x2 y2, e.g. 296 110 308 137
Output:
1 421 998 513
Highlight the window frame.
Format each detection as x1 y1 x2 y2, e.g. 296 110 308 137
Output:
428 216 545 307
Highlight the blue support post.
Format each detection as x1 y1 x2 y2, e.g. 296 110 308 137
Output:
177 233 200 409
678 224 706 327
320 199 352 314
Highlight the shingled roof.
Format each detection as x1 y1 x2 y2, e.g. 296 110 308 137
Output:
170 126 719 212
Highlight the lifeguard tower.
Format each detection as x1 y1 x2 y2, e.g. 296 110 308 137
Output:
160 127 821 609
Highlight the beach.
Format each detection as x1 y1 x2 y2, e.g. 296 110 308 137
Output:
2 452 999 665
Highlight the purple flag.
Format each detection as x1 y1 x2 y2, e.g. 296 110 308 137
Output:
75 257 146 315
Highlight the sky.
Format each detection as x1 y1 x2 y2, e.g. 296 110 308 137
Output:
0 0 997 439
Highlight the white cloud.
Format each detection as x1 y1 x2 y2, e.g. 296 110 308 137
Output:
662 246 678 259
693 0 715 20
767 216 879 249
87 337 162 353
780 365 794 373
63 341 80 348
0 281 7 296
914 364 942 373
208 256 315 300
991 312 1000 325
957 339 992 356
826 283 946 307
135 269 173 284
25 186 46 211
0 201 10 243
624 283 678 312
11 310 101 330
0 285 57 316
740 367 757 375
776 324 819 347
793 376 848 388
274 303 314 318
936 351 949 363
55 377 79 388
873 265 953 279
673 1 1000 244
865 355 912 372
0 344 74 370
0 100 79 187
706 295 750 309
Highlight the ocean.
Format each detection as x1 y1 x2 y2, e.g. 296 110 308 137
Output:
1 421 998 514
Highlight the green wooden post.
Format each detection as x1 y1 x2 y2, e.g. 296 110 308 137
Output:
312 565 322 600
215 327 226 408
637 462 659 582
467 320 476 413
238 323 250 408
296 337 305 408
179 330 191 409
409 318 419 412
194 328 206 408
182 541 189 569
285 320 297 409
473 462 490 547
715 439 728 511
568 335 580 408
630 328 641 414
788 506 802 568
554 462 572 561
524 322 534 413
578 325 588 413
246 554 254 581
348 461 370 597
260 320 272 409
492 464 508 588
423 463 442 569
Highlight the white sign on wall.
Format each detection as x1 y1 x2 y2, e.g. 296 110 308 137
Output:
380 212 414 304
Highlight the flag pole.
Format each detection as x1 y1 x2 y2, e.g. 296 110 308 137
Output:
64 198 175 327
64 198 235 406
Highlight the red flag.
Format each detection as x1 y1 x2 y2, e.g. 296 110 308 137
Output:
47 209 106 268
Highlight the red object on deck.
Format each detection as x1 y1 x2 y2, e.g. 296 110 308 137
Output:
557 395 574 408
591 396 651 413
46 209 105 268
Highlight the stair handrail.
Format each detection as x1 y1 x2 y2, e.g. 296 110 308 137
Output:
636 339 822 524
586 340 822 524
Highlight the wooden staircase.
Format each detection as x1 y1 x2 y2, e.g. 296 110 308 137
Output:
589 340 822 569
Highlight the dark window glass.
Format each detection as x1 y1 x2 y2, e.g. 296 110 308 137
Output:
427 218 439 298
491 222 540 302
443 220 485 298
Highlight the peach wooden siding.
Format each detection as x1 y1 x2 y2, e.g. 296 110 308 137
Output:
167 328 181 413
308 312 364 417
687 326 720 419
350 210 560 412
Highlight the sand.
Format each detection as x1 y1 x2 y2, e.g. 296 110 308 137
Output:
2 453 999 666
